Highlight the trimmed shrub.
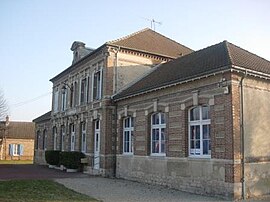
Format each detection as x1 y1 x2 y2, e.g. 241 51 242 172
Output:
45 150 61 166
59 151 85 169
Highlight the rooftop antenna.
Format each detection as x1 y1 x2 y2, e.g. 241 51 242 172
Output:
141 17 162 31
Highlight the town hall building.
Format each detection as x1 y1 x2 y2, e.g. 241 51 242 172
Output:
33 28 270 200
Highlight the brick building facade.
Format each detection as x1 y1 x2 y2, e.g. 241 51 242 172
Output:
34 29 270 199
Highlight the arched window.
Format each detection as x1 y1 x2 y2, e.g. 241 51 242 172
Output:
189 106 211 157
123 117 134 154
151 113 166 156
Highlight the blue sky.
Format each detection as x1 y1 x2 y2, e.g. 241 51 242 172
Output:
0 0 269 121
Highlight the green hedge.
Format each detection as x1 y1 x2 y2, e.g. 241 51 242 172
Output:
45 150 61 166
59 151 85 169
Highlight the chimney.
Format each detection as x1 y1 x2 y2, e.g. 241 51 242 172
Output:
70 41 94 64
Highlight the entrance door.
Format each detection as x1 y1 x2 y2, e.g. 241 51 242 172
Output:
94 120 100 170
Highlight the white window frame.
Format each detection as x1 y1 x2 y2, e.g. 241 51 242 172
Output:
80 78 87 105
92 66 103 101
81 122 87 153
70 124 75 151
188 105 211 158
9 144 23 156
123 117 134 155
151 113 166 156
53 88 59 112
61 125 65 151
61 88 67 111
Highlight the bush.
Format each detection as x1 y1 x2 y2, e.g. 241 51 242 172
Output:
45 150 61 166
59 151 85 169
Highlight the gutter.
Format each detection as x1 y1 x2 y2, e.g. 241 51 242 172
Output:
240 70 247 199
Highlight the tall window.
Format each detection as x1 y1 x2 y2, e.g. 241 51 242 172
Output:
53 127 57 150
92 70 102 100
151 113 166 156
81 122 86 153
123 117 134 154
70 84 74 108
189 106 211 157
80 78 87 104
53 88 59 112
43 129 47 150
70 124 75 151
61 125 65 151
61 88 67 111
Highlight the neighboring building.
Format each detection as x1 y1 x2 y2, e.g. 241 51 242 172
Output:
33 28 270 200
0 116 35 160
113 40 270 199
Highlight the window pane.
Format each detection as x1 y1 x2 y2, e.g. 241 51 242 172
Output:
203 140 210 155
161 128 165 140
195 126 200 139
160 113 165 124
124 118 129 128
190 107 200 121
202 106 210 120
196 140 200 149
152 114 159 125
130 117 134 127
203 125 210 139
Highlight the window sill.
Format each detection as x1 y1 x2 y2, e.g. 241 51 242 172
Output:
123 153 133 156
188 155 211 160
150 153 166 157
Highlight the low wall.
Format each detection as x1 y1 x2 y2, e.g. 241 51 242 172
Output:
116 155 241 199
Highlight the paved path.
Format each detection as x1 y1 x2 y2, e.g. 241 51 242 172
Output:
1 164 269 201
0 164 86 180
56 177 231 202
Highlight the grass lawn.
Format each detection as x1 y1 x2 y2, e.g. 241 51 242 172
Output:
0 180 98 202
0 160 33 164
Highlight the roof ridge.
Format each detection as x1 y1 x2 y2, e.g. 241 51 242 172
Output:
223 40 234 65
148 29 193 52
107 28 151 44
226 41 270 65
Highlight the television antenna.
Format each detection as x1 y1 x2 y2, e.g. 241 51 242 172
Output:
142 17 162 31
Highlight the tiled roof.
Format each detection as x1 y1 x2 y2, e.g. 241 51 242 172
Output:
50 28 193 82
107 28 193 58
0 122 35 139
113 40 270 100
32 111 51 123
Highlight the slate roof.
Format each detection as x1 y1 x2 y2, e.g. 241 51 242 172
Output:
32 111 51 123
0 122 35 139
113 40 270 101
107 28 193 58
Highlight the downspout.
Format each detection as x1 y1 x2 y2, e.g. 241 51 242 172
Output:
240 70 247 199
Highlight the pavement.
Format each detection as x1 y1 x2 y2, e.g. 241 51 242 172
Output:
0 164 86 180
1 164 269 201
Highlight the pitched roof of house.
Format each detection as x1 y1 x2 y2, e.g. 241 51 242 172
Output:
113 40 270 101
0 122 35 139
107 28 193 58
32 111 51 123
50 28 193 82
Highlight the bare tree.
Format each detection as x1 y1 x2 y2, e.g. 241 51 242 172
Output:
0 90 8 121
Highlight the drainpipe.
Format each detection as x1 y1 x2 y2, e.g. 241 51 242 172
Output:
240 70 247 199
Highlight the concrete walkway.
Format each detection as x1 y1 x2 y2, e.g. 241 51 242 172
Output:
56 177 231 202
